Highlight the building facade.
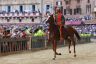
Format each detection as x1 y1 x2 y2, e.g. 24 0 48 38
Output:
0 0 39 12
0 0 54 15
0 0 54 23
54 0 96 18
0 0 96 23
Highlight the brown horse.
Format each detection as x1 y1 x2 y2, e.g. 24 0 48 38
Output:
46 15 81 60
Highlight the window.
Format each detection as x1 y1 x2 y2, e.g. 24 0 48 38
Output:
95 12 96 17
89 4 91 13
65 0 70 5
86 4 91 14
60 6 63 13
74 9 77 15
77 0 80 3
56 1 58 5
46 5 50 10
74 7 82 15
64 9 66 15
66 8 72 15
61 1 62 5
20 5 23 12
75 5 82 14
56 1 62 6
46 5 50 13
7 6 11 12
66 1 69 5
58 1 62 6
70 9 72 15
77 8 81 14
87 0 90 3
66 6 70 15
32 5 35 12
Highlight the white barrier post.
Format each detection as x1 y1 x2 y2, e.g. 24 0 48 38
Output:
27 36 32 50
44 37 47 48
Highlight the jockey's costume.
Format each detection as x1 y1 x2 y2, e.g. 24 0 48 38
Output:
54 10 65 40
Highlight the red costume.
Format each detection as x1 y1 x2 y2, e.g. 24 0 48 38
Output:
56 12 65 41
57 13 62 26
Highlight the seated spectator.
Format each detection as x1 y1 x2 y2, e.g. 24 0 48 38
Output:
11 30 20 38
20 29 26 38
3 29 11 38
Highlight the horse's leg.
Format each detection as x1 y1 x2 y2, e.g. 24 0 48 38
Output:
68 39 71 53
71 39 76 57
52 40 57 60
52 40 61 60
66 38 71 53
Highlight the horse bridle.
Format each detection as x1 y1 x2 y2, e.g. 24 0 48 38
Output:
49 14 57 25
45 14 58 27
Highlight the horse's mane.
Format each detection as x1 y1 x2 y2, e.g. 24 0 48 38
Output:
46 15 56 26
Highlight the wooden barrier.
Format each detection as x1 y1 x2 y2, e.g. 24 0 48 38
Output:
79 37 91 44
0 37 29 53
0 36 48 54
31 36 47 49
0 36 91 54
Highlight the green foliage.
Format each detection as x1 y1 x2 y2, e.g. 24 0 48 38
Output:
80 34 91 37
33 29 45 37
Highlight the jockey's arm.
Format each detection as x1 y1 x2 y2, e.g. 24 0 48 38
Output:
62 15 65 25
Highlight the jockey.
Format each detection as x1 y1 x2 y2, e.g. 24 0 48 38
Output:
54 8 65 41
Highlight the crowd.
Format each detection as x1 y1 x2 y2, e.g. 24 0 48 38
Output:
0 10 95 38
0 10 40 16
0 25 27 38
0 10 41 23
74 25 96 35
65 15 93 22
0 24 48 38
0 23 96 39
0 9 94 24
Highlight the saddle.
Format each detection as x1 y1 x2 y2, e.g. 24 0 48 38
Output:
48 25 69 41
61 25 69 39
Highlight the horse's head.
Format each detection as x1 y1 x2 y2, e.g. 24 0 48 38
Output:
46 14 55 25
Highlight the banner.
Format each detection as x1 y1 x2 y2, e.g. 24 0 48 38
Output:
65 21 82 25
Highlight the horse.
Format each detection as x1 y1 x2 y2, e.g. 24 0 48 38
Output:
46 14 81 60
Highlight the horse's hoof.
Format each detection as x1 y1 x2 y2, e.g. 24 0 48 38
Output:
53 58 55 60
69 51 71 53
58 53 62 55
74 55 76 57
56 53 62 55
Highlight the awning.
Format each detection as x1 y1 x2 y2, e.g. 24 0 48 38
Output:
65 21 82 25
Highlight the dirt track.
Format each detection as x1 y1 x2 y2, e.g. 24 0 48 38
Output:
0 39 96 64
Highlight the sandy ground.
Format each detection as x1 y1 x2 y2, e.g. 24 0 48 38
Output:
0 39 96 64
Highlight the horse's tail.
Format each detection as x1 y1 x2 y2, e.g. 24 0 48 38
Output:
74 29 81 40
